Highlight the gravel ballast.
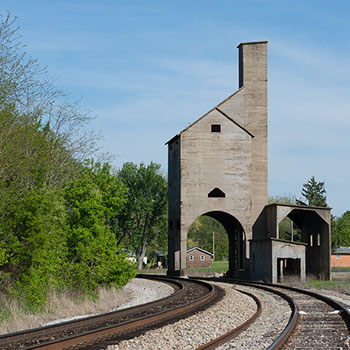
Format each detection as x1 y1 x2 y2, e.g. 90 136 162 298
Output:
116 278 175 310
107 281 291 350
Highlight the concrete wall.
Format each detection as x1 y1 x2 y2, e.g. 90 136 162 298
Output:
180 109 253 237
251 204 331 281
271 240 306 283
167 137 181 273
250 238 306 283
250 239 272 281
167 41 268 276
220 42 268 226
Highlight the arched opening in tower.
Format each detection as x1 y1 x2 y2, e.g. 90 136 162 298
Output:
187 211 246 276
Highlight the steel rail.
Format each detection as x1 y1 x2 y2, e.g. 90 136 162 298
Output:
0 276 183 348
0 276 220 350
192 276 350 350
195 288 262 350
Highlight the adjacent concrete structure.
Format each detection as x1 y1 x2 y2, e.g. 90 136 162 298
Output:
166 41 331 282
252 203 331 282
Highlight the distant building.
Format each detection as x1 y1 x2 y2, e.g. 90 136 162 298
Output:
186 247 213 268
331 247 350 268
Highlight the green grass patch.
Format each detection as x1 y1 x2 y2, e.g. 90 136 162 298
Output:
187 260 228 273
305 279 350 291
332 266 350 272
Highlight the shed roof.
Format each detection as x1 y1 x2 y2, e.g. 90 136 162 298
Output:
333 246 350 254
187 247 213 256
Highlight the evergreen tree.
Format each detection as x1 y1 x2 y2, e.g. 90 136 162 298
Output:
301 176 327 207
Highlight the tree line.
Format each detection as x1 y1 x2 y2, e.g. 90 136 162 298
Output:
270 176 350 249
188 176 350 258
0 14 167 311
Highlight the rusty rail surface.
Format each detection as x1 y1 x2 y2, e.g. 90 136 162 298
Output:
0 275 221 350
193 277 350 350
195 288 262 350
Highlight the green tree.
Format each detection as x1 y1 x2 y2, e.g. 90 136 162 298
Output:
188 216 228 261
64 162 135 291
332 211 350 249
301 176 327 207
8 188 68 309
0 13 136 310
268 194 297 205
0 13 99 179
116 162 167 269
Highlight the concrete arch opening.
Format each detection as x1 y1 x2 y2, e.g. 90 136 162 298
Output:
278 217 302 242
252 204 331 282
284 208 330 279
187 215 229 263
202 211 246 277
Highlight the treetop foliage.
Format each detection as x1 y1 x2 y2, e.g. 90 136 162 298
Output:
116 162 168 269
301 176 327 207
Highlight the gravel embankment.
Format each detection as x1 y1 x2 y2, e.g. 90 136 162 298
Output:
108 281 291 350
43 278 174 327
117 278 175 310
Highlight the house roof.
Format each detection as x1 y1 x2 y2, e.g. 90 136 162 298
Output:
333 246 350 254
187 247 213 256
166 86 254 145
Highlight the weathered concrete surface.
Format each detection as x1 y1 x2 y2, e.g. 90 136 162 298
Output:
167 41 268 276
167 41 331 282
250 239 306 283
252 204 331 281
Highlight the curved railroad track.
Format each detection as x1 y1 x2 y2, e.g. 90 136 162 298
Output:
0 275 222 350
195 277 350 349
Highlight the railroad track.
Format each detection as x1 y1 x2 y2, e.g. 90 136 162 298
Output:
2 275 347 349
268 283 350 349
0 275 222 350
195 277 350 349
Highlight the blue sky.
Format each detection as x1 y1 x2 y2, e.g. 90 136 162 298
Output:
2 1 349 216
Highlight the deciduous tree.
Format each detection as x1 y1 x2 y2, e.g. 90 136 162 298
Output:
332 211 350 249
116 162 167 269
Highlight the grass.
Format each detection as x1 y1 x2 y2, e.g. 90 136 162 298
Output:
187 260 229 276
281 274 350 295
141 261 230 277
332 266 350 272
0 285 131 335
305 279 350 292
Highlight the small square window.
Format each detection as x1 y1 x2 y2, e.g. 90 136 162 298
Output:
211 124 221 132
189 255 194 261
336 254 340 260
200 255 205 261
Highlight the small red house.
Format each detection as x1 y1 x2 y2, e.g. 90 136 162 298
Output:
186 247 213 268
331 246 350 268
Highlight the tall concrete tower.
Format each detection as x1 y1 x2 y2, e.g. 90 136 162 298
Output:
167 41 268 277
